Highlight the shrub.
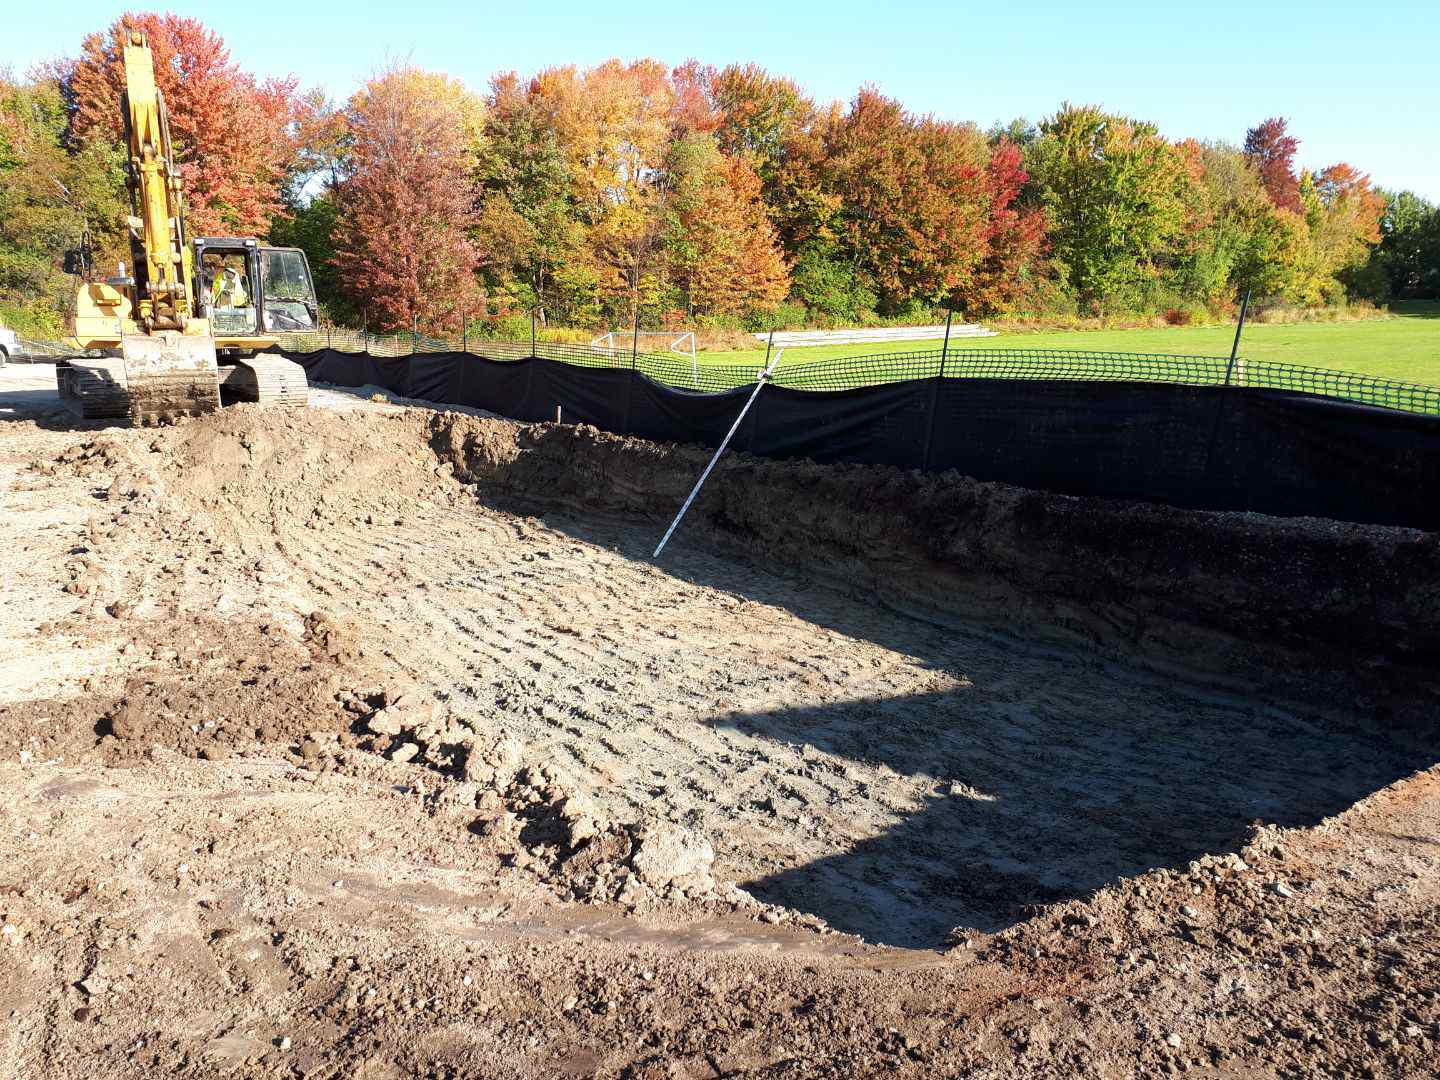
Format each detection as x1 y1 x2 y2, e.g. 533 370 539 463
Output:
1163 307 1192 326
743 301 808 332
790 243 878 323
475 313 533 341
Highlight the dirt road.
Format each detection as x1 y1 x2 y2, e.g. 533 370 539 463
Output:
1 363 1435 1077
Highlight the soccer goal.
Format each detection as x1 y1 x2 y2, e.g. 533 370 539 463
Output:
590 330 699 387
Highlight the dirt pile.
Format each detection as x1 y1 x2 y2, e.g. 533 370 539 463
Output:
40 406 452 550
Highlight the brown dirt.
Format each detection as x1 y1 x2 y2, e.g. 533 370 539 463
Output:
0 391 1436 1078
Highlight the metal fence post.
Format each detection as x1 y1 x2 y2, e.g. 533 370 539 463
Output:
1221 288 1251 386
461 305 467 353
620 301 640 433
744 329 777 450
1203 289 1253 495
412 314 418 355
920 309 954 471
940 307 953 378
631 300 640 371
531 308 537 357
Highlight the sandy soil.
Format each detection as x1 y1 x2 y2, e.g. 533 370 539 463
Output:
0 364 1436 1078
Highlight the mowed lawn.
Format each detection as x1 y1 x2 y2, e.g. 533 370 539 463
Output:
700 301 1440 386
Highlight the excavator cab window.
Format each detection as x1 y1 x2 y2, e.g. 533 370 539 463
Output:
260 248 318 332
200 251 257 335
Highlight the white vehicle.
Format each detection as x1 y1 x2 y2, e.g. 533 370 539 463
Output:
0 325 16 366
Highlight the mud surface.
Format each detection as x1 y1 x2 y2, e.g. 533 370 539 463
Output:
0 375 1436 1078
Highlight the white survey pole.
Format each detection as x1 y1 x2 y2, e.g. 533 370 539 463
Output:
653 339 783 559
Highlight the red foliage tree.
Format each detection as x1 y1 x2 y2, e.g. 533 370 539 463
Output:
963 138 1047 313
66 12 298 236
334 67 482 332
822 88 993 310
1243 117 1301 213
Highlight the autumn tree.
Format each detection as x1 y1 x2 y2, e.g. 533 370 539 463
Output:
1243 117 1301 213
962 138 1047 314
668 60 720 137
819 90 1004 312
1166 140 1293 304
1295 162 1386 302
711 64 814 180
660 134 788 316
522 60 678 321
474 72 578 320
1028 104 1191 310
0 70 127 334
66 12 299 236
335 66 483 331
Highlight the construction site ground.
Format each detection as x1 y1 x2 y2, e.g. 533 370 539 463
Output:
1 362 1436 1079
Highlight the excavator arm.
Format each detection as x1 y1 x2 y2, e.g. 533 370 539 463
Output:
120 34 195 333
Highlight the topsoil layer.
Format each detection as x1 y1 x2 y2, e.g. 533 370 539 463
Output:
0 394 1435 1079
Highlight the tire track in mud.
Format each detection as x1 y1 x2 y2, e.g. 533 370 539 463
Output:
275 498 941 887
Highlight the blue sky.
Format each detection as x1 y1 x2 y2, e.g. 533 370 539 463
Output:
7 1 1438 199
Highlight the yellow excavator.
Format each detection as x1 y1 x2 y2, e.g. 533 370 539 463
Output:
59 32 315 423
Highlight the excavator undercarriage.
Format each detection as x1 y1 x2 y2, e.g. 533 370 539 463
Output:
57 345 309 424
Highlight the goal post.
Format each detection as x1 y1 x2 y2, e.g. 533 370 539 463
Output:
590 330 699 388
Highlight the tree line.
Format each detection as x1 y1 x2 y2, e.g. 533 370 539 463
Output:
2 11 1437 338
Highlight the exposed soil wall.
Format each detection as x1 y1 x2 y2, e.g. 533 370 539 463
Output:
429 413 1440 728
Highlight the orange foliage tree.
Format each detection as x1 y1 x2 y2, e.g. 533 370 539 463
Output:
661 134 789 316
66 12 298 236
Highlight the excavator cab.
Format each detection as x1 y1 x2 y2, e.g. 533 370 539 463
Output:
194 238 319 340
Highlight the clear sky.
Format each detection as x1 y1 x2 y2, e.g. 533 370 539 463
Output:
7 1 1438 199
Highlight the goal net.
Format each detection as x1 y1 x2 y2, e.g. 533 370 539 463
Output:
590 330 699 387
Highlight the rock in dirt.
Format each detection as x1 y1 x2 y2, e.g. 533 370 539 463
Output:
462 733 524 785
389 743 420 764
629 824 716 891
367 709 405 737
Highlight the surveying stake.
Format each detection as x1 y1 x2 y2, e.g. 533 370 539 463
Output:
653 332 783 559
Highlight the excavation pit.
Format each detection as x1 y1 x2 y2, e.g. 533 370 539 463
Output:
22 403 1431 950
4 391 1440 1076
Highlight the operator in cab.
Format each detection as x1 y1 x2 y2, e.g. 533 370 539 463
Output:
212 265 249 310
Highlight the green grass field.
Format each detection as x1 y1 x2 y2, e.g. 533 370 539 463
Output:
699 301 1440 386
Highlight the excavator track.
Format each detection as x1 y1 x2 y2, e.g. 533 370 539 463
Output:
57 352 223 425
224 353 309 408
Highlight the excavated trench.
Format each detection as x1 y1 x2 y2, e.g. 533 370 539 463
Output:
44 405 1440 947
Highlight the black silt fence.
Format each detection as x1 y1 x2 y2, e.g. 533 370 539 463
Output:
283 348 1440 531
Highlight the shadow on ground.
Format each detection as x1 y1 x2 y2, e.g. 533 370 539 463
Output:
512 506 1437 949
709 688 1432 947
